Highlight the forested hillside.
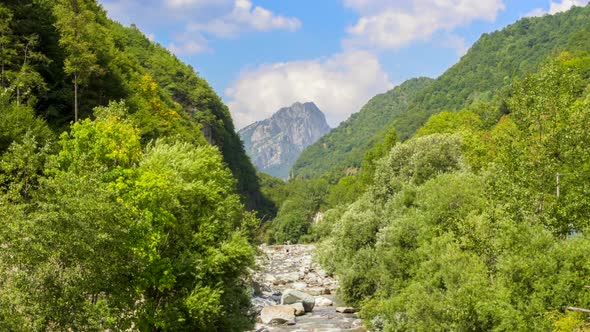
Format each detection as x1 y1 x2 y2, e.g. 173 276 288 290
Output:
0 0 265 330
0 0 271 213
314 50 590 331
293 5 590 180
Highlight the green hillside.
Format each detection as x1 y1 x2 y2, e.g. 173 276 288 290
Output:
293 4 590 180
0 0 268 330
315 50 590 331
292 77 433 180
0 0 270 213
392 4 590 139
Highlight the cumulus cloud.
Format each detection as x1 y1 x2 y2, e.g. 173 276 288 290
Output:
188 0 301 37
99 0 300 55
527 0 589 17
225 51 394 129
343 0 505 50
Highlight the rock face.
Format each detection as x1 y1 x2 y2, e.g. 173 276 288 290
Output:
238 102 331 179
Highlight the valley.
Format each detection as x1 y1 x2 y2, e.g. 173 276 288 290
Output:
2 0 590 331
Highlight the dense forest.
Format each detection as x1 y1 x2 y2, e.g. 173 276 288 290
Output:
0 0 273 215
313 51 590 331
0 0 269 330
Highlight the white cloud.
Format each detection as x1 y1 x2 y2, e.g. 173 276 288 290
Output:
343 0 505 50
99 0 300 55
225 51 394 129
168 34 210 55
189 0 301 37
527 0 589 17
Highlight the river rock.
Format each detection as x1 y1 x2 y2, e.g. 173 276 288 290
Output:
281 289 315 312
290 281 307 290
290 302 306 316
274 272 301 284
335 306 359 313
314 296 333 307
252 297 276 315
260 305 296 325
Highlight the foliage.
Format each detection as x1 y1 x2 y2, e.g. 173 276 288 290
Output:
0 0 267 214
315 51 590 332
262 178 329 244
0 103 256 331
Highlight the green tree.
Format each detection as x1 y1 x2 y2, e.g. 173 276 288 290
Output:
0 102 256 331
0 4 15 90
53 0 101 122
359 127 398 186
12 34 48 106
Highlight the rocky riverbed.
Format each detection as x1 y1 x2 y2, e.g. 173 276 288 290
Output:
250 244 366 332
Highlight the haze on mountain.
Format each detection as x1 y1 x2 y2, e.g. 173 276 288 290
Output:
239 102 331 179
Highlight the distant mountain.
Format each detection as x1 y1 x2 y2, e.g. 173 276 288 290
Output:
239 102 331 179
293 4 590 180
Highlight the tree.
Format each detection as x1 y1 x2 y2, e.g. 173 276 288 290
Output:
0 4 15 90
11 35 48 106
0 102 257 330
53 0 101 122
359 127 398 186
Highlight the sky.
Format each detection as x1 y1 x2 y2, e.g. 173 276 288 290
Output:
98 0 590 129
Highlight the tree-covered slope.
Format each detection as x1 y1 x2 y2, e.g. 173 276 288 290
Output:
314 51 590 331
292 77 433 180
0 0 269 212
392 4 590 139
293 4 590 180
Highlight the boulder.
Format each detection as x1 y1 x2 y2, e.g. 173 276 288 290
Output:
290 302 306 316
314 296 333 307
336 307 359 313
281 289 315 312
260 305 296 325
274 272 301 284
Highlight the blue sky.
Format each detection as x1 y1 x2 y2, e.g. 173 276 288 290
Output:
98 0 590 129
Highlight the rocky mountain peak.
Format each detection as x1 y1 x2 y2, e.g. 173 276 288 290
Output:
239 102 331 179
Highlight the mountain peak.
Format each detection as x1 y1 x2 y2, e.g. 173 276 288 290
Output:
239 102 331 179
